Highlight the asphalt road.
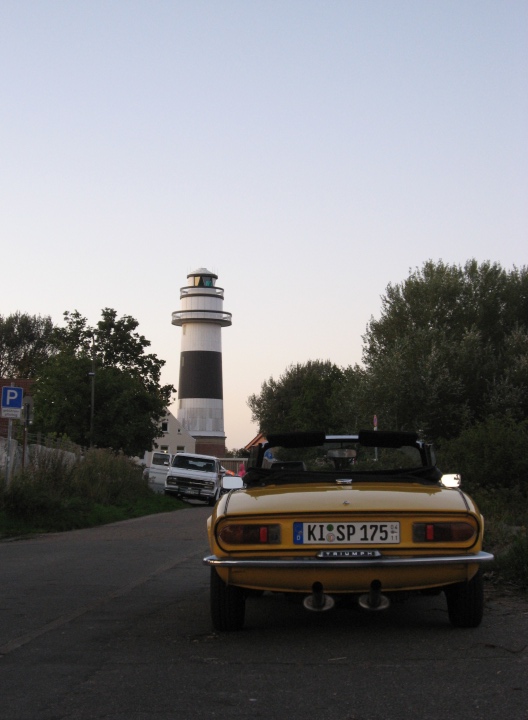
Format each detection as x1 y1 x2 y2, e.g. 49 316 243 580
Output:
1 506 526 720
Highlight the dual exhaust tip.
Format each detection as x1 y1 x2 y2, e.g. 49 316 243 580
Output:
303 582 335 611
303 580 390 612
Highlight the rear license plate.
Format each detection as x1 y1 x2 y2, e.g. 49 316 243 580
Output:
293 522 400 545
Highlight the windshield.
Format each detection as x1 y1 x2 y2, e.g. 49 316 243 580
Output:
172 456 216 473
245 432 439 486
263 443 423 472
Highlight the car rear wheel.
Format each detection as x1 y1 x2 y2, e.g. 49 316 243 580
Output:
445 568 484 628
210 568 246 631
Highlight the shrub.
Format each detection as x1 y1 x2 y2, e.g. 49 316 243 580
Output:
70 449 149 505
435 420 528 591
498 531 528 591
435 416 528 495
3 479 66 521
1 446 151 528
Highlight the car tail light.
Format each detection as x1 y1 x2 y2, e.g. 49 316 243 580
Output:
218 524 281 545
413 522 476 542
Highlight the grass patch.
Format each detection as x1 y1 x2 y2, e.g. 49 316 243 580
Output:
0 495 185 537
0 447 187 538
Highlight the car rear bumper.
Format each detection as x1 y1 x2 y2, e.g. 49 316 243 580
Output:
204 551 494 593
204 550 494 569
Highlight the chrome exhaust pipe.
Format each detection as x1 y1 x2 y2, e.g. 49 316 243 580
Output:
303 582 335 612
358 580 390 611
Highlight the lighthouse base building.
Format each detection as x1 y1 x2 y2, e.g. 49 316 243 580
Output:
172 268 232 457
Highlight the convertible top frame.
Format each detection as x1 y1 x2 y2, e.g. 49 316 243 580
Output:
250 431 435 470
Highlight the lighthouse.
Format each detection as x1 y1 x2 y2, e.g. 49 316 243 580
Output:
172 268 232 456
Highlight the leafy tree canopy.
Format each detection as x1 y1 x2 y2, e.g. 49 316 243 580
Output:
361 260 528 438
248 360 356 435
54 309 166 391
0 312 57 378
33 309 175 456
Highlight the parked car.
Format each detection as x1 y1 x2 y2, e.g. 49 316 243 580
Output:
165 452 225 506
204 431 494 631
144 452 173 494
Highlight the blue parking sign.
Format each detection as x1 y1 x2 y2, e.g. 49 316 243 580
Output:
1 386 24 418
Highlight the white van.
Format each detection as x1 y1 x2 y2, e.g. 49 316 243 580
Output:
165 452 224 506
145 452 173 494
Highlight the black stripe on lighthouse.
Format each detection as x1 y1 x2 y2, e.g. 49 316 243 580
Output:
178 351 223 399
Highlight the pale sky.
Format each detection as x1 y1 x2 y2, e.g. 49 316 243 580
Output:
1 1 527 450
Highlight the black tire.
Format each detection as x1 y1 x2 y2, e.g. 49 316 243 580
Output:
245 588 265 597
210 568 246 631
445 568 484 628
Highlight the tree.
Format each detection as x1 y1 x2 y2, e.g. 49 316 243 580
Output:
32 309 175 455
0 312 57 378
248 360 356 434
361 260 528 438
55 309 167 391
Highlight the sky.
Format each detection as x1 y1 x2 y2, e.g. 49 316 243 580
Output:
1 1 527 450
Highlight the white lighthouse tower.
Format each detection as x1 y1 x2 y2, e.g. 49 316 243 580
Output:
172 268 232 456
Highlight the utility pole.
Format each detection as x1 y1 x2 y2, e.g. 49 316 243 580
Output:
89 335 95 447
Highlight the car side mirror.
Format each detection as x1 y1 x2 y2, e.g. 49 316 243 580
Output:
222 477 244 491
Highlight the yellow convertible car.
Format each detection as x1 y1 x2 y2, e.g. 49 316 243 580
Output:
204 431 494 631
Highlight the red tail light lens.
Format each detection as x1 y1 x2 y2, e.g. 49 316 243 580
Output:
413 522 476 542
218 524 281 545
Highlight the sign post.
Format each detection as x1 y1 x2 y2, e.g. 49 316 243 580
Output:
2 386 24 484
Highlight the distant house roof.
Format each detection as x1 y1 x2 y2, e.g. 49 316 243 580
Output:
244 432 267 450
